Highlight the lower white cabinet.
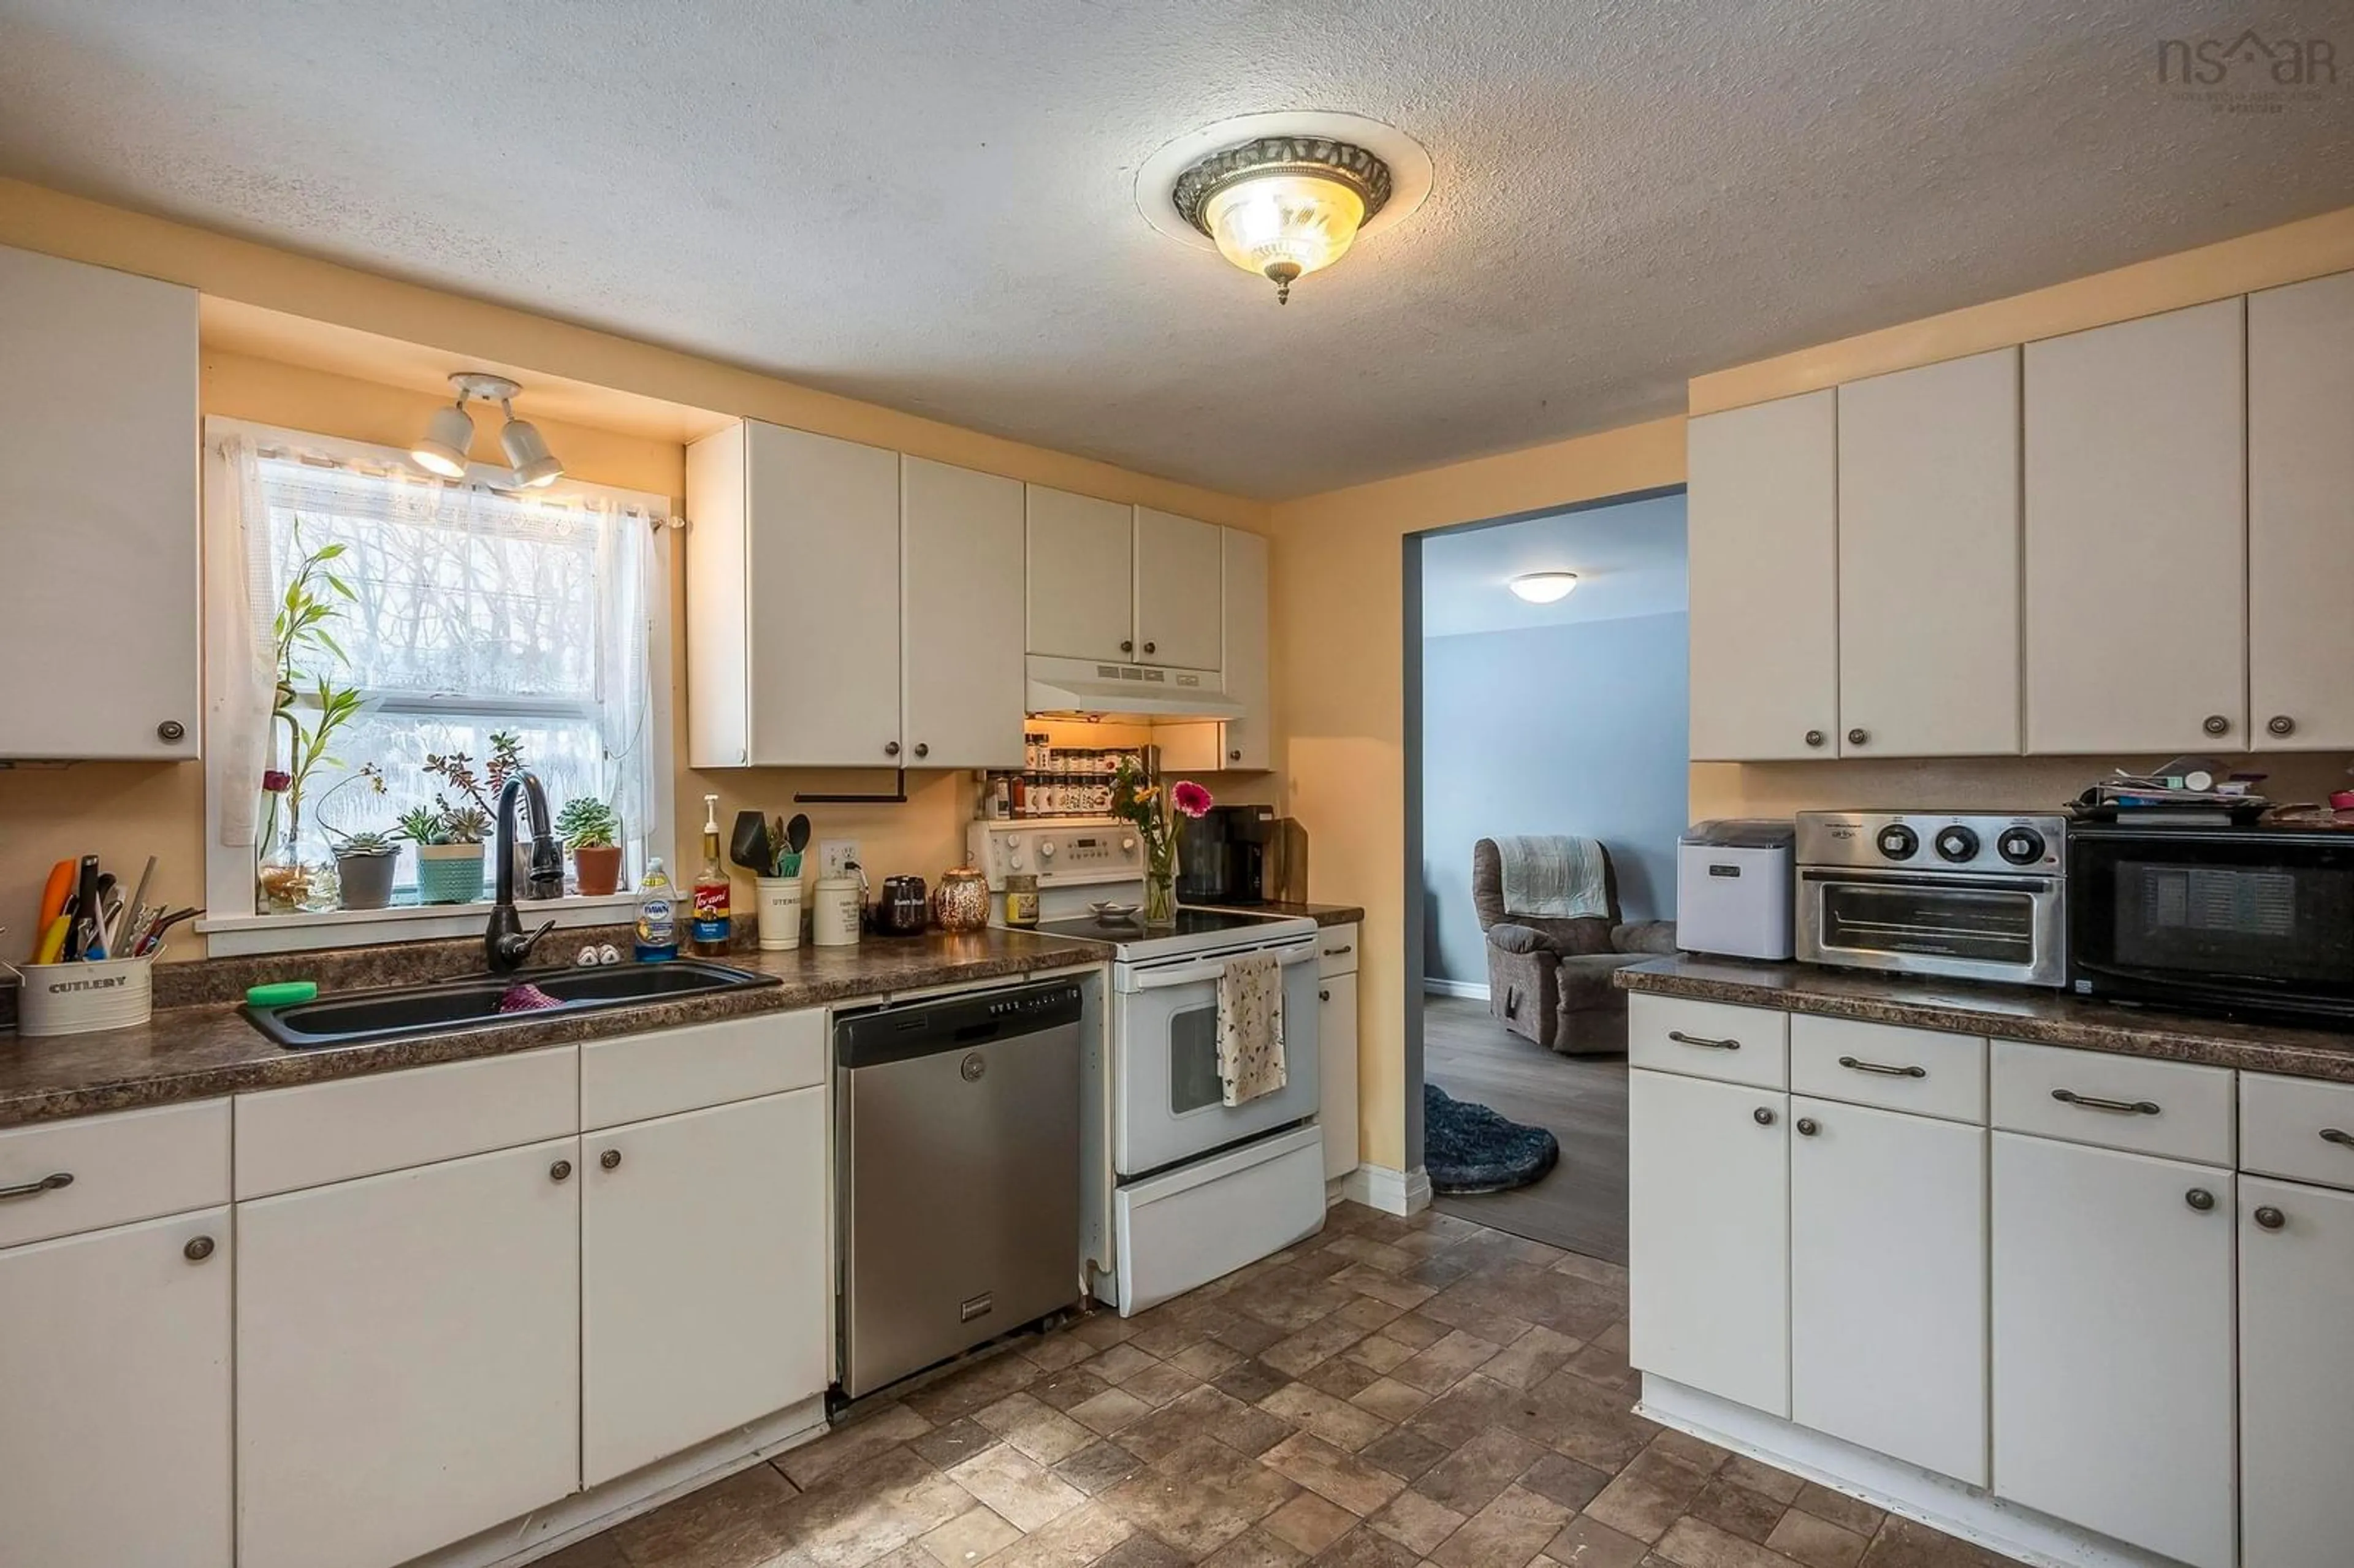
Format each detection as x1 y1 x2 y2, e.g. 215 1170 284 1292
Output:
237 1136 583 1568
1789 1098 1986 1485
1990 1132 2236 1568
1317 970 1360 1181
583 1087 828 1485
1629 1068 1789 1417
0 1206 232 1568
2240 1175 2354 1568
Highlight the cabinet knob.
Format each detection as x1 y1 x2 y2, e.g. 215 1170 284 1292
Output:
2202 714 2230 737
912 742 929 759
1319 989 1331 1002
1804 730 1825 748
1228 749 1242 763
1120 640 1133 655
2185 1187 2215 1212
549 1159 574 1183
2268 715 2296 738
1794 1117 1819 1136
183 1235 216 1262
156 720 187 744
600 1149 622 1171
1846 728 1868 747
1753 1106 1776 1127
1143 641 1156 655
2254 1205 2286 1231
883 740 902 757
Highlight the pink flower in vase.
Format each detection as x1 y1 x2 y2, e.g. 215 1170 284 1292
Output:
1171 780 1214 819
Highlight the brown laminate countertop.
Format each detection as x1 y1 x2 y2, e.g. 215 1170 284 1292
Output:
0 930 1104 1129
1615 955 2354 1084
1189 901 1366 928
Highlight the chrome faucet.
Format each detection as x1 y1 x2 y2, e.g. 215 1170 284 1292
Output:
486 771 565 972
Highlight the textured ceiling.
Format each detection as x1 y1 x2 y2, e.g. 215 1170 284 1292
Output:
1422 493 1686 638
2 1 2350 497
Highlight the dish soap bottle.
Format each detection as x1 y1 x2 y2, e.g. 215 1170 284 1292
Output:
634 858 679 962
690 793 733 957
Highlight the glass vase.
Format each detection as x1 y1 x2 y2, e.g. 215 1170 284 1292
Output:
1145 845 1178 927
256 821 315 915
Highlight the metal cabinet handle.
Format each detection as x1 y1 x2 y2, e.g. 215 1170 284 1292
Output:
2052 1088 2159 1116
184 1235 216 1262
883 740 902 757
1228 749 1242 763
1838 1055 1925 1079
2203 714 2230 737
2254 1206 2286 1231
1119 640 1133 654
2268 715 2296 738
549 1159 574 1182
1846 728 1868 747
1669 1030 1740 1051
2320 1127 2354 1150
1753 1106 1776 1127
1143 641 1156 655
156 720 187 743
1324 943 1354 956
1804 729 1826 748
1795 1117 1820 1136
600 1149 622 1171
912 742 929 759
2185 1187 2215 1212
1319 989 1331 1002
0 1171 73 1201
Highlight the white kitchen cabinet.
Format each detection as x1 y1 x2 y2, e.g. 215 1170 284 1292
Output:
0 1206 231 1568
237 1137 582 1568
0 244 199 760
583 1087 828 1486
902 455 1026 769
685 419 902 768
1135 507 1224 670
1218 527 1273 768
1628 1068 1790 1417
2241 1175 2354 1568
1990 1131 2236 1568
1789 1098 1986 1485
1318 964 1360 1182
1026 485 1135 661
1835 348 2021 758
2248 270 2354 751
1687 390 1838 762
2024 299 2247 755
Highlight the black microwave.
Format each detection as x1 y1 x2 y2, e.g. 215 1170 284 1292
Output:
2068 822 2354 1025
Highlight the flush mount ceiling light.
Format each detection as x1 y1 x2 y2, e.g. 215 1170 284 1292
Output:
1138 112 1431 305
410 372 565 488
1509 572 1580 603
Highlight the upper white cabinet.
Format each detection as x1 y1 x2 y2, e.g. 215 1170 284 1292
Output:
2249 270 2354 751
1026 485 1135 661
1688 390 1838 761
1836 349 2022 758
0 245 199 761
2025 300 2247 754
1219 528 1274 769
1135 507 1224 669
902 456 1026 769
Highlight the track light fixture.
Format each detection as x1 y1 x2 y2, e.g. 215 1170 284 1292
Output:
410 373 564 488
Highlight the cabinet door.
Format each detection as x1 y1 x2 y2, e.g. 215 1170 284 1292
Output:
0 1207 230 1568
583 1088 828 1486
0 245 199 760
2241 1175 2354 1568
1027 486 1135 660
1837 349 2021 758
903 456 1025 769
1135 508 1224 670
2024 300 2246 754
1317 972 1359 1180
1790 1099 1986 1485
237 1138 581 1568
1219 528 1274 769
1990 1133 2234 1568
745 421 902 767
1628 1068 1789 1415
2249 270 2354 751
1687 391 1838 761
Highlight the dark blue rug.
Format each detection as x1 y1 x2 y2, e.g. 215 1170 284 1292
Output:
1423 1082 1560 1194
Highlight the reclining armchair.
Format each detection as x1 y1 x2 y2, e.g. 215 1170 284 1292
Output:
1475 837 1678 1055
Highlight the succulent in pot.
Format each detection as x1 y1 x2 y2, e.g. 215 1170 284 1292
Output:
328 828 402 911
556 797 625 896
404 802 490 905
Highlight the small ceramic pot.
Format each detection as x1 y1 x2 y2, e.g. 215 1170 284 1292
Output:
415 842 487 905
573 843 624 896
335 850 399 911
755 875 804 951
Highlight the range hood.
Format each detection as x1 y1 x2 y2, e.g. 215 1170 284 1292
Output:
1025 654 1243 721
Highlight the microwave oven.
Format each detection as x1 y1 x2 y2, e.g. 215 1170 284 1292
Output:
2068 821 2354 1024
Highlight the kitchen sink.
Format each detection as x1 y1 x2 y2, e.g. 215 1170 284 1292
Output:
243 959 781 1051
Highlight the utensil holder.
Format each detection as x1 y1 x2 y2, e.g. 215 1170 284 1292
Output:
755 876 804 951
7 954 155 1037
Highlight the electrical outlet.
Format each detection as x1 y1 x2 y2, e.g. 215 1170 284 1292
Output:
818 839 861 879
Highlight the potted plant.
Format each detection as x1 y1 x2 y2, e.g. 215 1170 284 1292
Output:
1111 758 1214 927
556 797 624 896
319 764 397 910
257 531 367 913
400 804 482 905
412 733 525 905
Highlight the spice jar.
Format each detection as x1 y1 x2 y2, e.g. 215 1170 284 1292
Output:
1004 872 1040 929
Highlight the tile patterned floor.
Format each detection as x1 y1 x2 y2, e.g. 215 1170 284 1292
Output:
543 1203 2009 1568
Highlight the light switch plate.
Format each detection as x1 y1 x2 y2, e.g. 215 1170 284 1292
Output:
818 839 861 879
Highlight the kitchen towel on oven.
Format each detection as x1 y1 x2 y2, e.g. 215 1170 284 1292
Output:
1216 952 1288 1106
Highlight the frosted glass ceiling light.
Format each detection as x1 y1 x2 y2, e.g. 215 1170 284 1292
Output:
1509 572 1580 603
1173 136 1392 304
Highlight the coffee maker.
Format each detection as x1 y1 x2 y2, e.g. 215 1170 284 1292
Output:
1176 804 1295 905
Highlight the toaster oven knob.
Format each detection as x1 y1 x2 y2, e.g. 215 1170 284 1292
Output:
1997 827 2046 866
1934 826 1979 863
1875 824 1919 861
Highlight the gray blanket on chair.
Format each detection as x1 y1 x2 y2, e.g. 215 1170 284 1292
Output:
1495 835 1610 919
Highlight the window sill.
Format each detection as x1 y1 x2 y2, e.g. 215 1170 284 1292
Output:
196 894 642 958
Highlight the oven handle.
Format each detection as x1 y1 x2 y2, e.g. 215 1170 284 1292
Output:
1129 945 1318 991
1800 866 2062 893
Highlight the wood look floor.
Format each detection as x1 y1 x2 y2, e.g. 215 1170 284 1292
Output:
1422 996 1629 1266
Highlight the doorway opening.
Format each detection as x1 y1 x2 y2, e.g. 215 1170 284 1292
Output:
1404 487 1688 1263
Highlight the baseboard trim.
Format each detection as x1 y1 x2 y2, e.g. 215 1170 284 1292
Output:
1637 1376 2183 1568
1422 978 1491 1001
1338 1163 1433 1216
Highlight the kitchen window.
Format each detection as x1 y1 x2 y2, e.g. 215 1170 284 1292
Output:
199 419 672 954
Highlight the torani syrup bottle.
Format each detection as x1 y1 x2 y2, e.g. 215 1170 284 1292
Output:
690 794 734 957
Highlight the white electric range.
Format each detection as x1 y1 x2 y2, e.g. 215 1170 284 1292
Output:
969 820 1326 1314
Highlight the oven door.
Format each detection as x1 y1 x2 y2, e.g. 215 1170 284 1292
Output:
1799 866 2064 986
2070 831 2354 1019
1111 938 1321 1178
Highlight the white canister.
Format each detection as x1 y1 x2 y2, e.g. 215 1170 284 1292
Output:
811 877 863 947
10 955 155 1037
754 875 804 951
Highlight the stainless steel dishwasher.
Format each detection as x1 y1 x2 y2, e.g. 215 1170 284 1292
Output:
836 978 1084 1398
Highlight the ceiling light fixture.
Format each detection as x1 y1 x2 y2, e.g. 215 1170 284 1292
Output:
411 372 563 487
1509 572 1580 604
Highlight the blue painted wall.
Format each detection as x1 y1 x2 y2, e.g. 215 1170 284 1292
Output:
1420 611 1689 986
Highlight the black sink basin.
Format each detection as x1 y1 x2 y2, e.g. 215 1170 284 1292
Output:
243 959 780 1050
